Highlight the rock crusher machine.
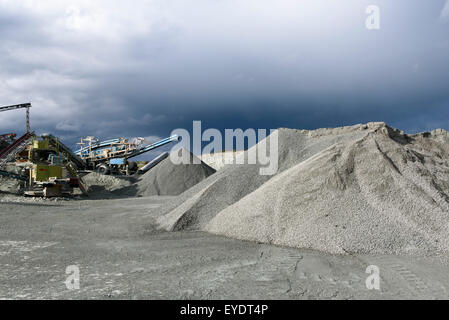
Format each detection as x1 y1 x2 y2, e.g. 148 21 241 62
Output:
1 136 88 198
0 103 90 197
24 135 88 197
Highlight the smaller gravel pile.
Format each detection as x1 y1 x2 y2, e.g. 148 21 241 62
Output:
133 148 216 196
81 172 134 197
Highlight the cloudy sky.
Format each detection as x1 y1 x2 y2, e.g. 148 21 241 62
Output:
0 0 448 152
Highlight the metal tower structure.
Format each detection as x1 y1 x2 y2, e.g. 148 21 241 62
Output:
0 103 32 133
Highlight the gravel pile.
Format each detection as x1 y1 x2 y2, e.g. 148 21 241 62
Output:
0 165 24 194
80 172 135 198
156 123 372 231
0 176 21 194
158 123 449 255
132 148 216 197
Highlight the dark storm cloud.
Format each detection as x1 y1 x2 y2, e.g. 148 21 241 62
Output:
0 0 448 155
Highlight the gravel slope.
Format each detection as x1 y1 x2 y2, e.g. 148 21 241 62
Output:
208 125 449 254
158 123 449 255
133 149 216 197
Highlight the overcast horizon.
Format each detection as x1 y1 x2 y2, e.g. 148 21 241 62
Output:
1 0 449 154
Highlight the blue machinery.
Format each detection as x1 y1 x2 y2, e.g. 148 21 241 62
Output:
75 135 179 175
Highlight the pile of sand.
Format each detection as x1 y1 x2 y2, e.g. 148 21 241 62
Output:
132 149 216 196
157 123 449 255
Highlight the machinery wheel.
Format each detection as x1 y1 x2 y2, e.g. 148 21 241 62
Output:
97 165 110 175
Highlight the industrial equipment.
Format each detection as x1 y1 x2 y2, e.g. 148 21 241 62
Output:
0 133 17 153
76 135 179 175
0 100 177 196
0 132 35 169
0 103 33 161
45 134 87 170
0 103 35 191
137 152 169 175
24 135 88 197
0 131 87 197
0 103 32 133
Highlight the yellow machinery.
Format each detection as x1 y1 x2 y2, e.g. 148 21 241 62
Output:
24 135 87 197
0 103 87 197
31 164 63 182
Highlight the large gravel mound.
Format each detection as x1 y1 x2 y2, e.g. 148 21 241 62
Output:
156 123 377 231
206 125 449 255
157 122 449 255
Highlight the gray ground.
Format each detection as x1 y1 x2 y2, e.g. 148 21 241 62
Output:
1 195 448 300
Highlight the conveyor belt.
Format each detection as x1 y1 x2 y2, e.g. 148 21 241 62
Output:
0 132 34 169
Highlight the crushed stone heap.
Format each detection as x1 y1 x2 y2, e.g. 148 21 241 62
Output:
157 123 449 255
133 148 216 197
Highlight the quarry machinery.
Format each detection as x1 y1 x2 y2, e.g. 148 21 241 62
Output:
0 102 33 170
75 135 179 175
0 103 32 156
0 103 32 133
0 132 35 169
23 134 88 197
0 103 88 196
0 132 88 197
